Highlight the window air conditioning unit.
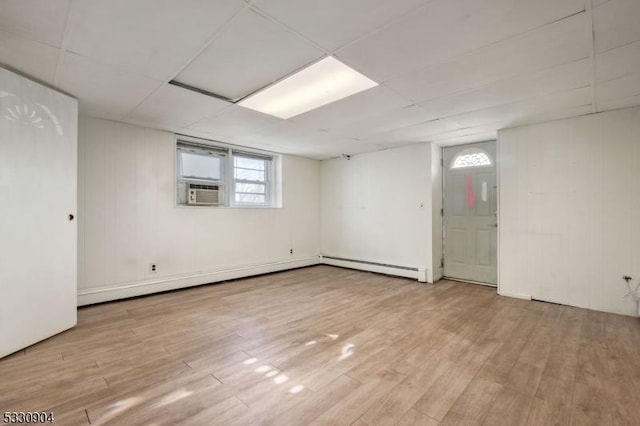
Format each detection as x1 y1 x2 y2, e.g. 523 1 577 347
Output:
188 183 220 205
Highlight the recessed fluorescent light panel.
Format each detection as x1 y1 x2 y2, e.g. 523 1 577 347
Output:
238 56 378 119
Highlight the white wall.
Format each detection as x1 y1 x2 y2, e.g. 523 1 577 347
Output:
499 107 640 316
77 116 320 305
320 143 440 281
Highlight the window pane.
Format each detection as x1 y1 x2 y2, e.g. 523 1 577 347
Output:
235 168 265 181
232 154 271 205
236 193 266 204
235 156 265 170
180 152 221 180
236 183 265 194
450 148 492 169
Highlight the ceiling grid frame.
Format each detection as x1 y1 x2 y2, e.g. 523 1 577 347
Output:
2 0 639 158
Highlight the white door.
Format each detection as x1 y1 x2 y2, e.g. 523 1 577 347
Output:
0 68 78 358
443 141 497 285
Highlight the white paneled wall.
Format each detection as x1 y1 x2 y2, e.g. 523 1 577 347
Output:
499 107 640 316
320 144 438 281
77 117 320 305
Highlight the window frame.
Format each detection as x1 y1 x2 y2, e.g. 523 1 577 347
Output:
176 137 278 209
231 151 273 208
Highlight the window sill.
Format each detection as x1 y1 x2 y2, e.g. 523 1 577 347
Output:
175 204 282 210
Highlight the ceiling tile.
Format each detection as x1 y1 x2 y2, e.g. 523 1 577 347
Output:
57 52 162 118
595 40 640 82
259 128 382 157
430 123 500 142
333 105 437 139
597 92 640 112
593 0 640 53
250 0 426 51
509 104 594 128
360 117 462 144
428 103 593 146
385 13 588 104
0 0 70 47
65 0 245 80
175 8 324 100
127 85 231 131
450 87 592 129
0 30 60 84
596 72 640 107
434 131 498 147
336 0 585 82
418 59 590 119
236 120 381 157
288 85 412 130
186 104 283 140
360 88 592 147
244 120 316 145
303 139 385 158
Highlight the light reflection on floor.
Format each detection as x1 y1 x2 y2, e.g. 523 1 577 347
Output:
339 343 355 361
151 388 194 409
231 331 350 404
93 396 144 425
288 384 304 394
273 374 289 384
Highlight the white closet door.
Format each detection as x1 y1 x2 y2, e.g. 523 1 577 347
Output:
0 67 78 358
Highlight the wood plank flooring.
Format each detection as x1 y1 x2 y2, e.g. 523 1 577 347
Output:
2 265 640 425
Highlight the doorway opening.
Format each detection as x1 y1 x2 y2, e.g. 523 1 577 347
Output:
442 141 497 287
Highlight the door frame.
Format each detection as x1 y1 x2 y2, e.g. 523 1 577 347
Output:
441 140 500 290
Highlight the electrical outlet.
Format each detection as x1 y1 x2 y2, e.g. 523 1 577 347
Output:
150 263 157 273
290 249 293 255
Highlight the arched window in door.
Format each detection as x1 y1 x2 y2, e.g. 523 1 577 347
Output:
449 148 492 169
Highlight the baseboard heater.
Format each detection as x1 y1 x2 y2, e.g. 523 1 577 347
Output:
321 255 427 282
322 255 417 271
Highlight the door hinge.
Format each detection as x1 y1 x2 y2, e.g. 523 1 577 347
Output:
440 158 444 167
440 258 444 268
440 208 444 216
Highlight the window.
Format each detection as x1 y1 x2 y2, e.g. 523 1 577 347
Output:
233 151 272 206
176 139 277 207
178 147 225 182
450 148 492 169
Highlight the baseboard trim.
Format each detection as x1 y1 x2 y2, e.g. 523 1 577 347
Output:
321 255 428 283
498 290 532 300
77 256 321 306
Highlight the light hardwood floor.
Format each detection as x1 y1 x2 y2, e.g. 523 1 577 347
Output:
2 265 640 425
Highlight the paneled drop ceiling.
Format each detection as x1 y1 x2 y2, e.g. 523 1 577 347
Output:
1 0 639 159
